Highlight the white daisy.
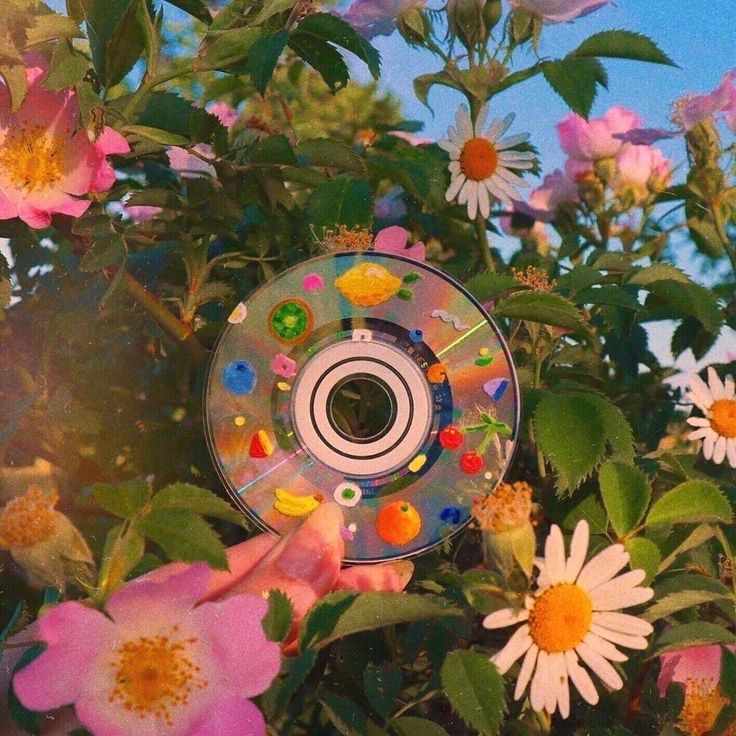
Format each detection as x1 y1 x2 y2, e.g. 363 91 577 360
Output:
483 520 654 718
439 104 535 220
685 366 736 468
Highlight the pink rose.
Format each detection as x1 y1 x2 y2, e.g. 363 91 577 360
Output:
658 644 736 698
0 54 130 229
673 68 736 132
509 0 609 23
611 144 671 203
523 168 579 221
341 0 426 38
206 101 239 131
557 106 642 161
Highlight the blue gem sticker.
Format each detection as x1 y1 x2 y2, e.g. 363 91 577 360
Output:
222 360 257 395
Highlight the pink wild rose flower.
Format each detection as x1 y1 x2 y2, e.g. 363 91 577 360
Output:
206 101 239 131
0 54 129 229
13 564 281 736
611 144 672 203
509 0 609 23
658 644 736 697
557 106 642 161
341 0 426 38
673 68 736 132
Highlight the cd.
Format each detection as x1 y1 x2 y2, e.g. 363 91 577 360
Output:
204 251 520 562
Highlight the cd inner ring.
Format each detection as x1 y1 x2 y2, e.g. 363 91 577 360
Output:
291 340 433 478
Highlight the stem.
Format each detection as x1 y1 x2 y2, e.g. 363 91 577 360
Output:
117 271 208 366
535 709 552 734
712 200 736 279
474 214 495 272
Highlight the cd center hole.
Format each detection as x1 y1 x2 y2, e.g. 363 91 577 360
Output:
328 376 396 441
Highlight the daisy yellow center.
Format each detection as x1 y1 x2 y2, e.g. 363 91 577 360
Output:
0 126 66 192
710 398 736 438
459 137 498 181
0 485 59 549
109 629 207 724
528 583 593 653
678 678 728 736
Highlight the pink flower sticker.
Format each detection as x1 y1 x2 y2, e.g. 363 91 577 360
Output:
374 226 426 262
302 273 325 292
271 353 297 378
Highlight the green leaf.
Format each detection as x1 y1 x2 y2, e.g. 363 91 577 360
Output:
195 26 261 69
293 13 381 79
134 92 225 144
441 650 506 736
307 176 373 233
658 524 716 573
626 263 692 287
25 11 83 46
646 480 732 528
465 272 521 301
150 483 244 525
139 508 228 569
296 138 366 174
413 70 463 109
288 33 349 92
364 663 402 719
645 280 723 334
393 718 450 736
571 30 677 67
624 537 660 585
0 63 28 111
123 124 190 146
92 478 149 517
599 461 651 536
643 589 731 623
534 392 634 493
97 523 146 597
492 291 587 331
273 648 317 714
652 622 736 656
542 57 607 118
320 693 369 736
246 30 289 95
79 232 127 272
299 590 358 650
575 285 642 310
263 590 294 642
44 40 89 90
163 0 212 23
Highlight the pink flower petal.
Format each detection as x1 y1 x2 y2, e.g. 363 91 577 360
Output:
107 563 211 624
16 202 52 229
12 602 114 712
95 127 131 156
60 131 96 195
189 695 266 736
374 225 408 253
657 644 736 697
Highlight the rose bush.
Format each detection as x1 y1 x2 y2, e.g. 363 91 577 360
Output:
0 2 734 736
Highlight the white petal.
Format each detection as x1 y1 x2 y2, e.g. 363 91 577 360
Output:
438 139 460 155
575 641 624 691
466 180 479 220
492 625 533 674
589 568 646 598
456 105 473 139
498 150 537 162
487 173 519 203
544 525 567 585
445 173 466 202
483 607 529 630
495 132 530 150
576 545 629 591
727 439 736 468
474 104 489 136
566 520 590 582
535 559 551 590
686 416 710 427
485 178 512 206
724 373 735 397
565 649 599 705
582 632 628 662
713 435 727 464
688 427 713 441
708 366 726 400
590 623 649 651
591 611 653 636
593 586 654 611
514 644 539 700
504 159 536 170
530 650 551 712
448 127 466 147
703 432 716 459
478 182 490 219
495 166 530 189
458 178 474 205
485 113 515 141
449 161 462 175
687 374 714 410
549 652 570 719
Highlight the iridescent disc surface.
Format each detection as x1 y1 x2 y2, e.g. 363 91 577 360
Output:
204 251 520 562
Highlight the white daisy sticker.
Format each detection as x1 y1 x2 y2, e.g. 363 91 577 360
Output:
483 520 654 718
439 104 535 220
686 366 736 468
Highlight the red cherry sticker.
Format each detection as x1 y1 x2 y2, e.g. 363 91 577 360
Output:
439 426 464 450
460 450 483 474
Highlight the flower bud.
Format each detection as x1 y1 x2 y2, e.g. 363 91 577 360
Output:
447 0 486 49
509 9 535 44
593 156 616 185
397 7 431 45
0 485 96 591
473 481 536 578
483 0 503 29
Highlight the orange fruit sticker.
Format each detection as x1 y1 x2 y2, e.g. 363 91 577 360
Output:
375 500 422 546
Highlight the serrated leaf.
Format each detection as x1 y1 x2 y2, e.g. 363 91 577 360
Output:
571 30 677 67
652 622 736 656
273 648 317 714
646 480 732 528
542 57 607 118
658 524 716 573
307 176 373 233
263 590 294 642
97 523 146 597
294 13 381 79
0 63 28 111
441 650 506 736
413 70 463 109
92 478 149 517
123 124 190 146
320 693 369 736
575 285 642 310
79 233 127 272
364 663 402 719
246 30 289 95
465 272 521 301
627 263 692 287
288 33 349 92
139 508 228 569
150 483 244 525
624 537 660 585
196 26 261 69
135 92 225 144
296 138 366 174
26 11 82 46
492 291 587 331
646 280 723 334
393 717 450 736
44 40 89 90
299 590 358 650
643 589 731 623
599 461 651 537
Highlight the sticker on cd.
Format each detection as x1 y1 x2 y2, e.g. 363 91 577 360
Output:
204 251 519 563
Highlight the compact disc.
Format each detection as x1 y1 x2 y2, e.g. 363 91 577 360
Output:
204 251 520 562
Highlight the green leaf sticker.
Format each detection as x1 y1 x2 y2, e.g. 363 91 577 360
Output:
397 288 413 301
441 650 506 736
